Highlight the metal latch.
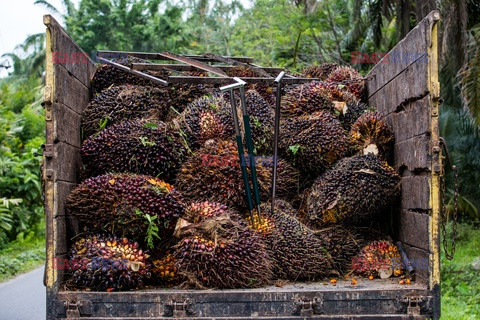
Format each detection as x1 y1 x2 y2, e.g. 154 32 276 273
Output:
398 295 425 315
292 296 323 316
64 300 92 318
164 299 195 317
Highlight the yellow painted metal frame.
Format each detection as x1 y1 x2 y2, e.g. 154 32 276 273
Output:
427 11 441 290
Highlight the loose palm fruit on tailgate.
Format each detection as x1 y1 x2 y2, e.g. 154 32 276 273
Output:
350 111 394 159
176 139 299 209
305 154 400 228
67 234 152 291
173 209 273 289
280 81 358 117
66 174 184 248
352 240 404 279
279 111 350 176
81 84 171 139
81 119 188 182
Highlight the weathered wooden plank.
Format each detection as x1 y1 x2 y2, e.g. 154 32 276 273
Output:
394 135 431 172
54 142 82 183
398 210 430 251
53 65 91 114
55 181 77 218
400 175 431 210
53 102 82 147
368 58 429 116
367 11 439 96
385 95 431 143
54 216 68 255
402 244 429 284
44 15 96 86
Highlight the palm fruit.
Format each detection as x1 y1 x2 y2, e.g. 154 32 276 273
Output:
303 63 339 80
173 209 273 288
183 201 237 224
242 90 275 154
339 102 370 130
91 56 168 94
176 139 299 209
352 240 403 278
326 65 365 100
279 111 350 176
350 111 394 158
280 81 358 117
67 234 152 291
174 94 234 148
81 85 171 139
305 154 401 228
81 119 188 181
152 253 179 284
249 200 333 280
66 174 184 248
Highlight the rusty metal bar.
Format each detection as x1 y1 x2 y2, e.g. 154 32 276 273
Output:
98 57 168 86
97 50 253 63
158 51 229 77
131 63 284 74
167 76 317 85
205 53 272 77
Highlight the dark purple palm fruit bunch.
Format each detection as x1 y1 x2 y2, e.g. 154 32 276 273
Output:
280 81 357 118
175 139 299 209
339 102 370 130
182 201 238 224
305 154 401 228
67 234 152 291
302 63 339 80
350 111 394 159
81 119 188 182
66 174 184 248
173 208 273 289
91 56 169 94
279 111 350 177
248 200 333 280
326 65 365 100
174 94 234 149
81 84 171 139
225 65 276 106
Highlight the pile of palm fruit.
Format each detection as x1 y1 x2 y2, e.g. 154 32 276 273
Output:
65 59 405 291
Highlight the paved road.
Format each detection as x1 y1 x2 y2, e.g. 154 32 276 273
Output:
0 266 46 320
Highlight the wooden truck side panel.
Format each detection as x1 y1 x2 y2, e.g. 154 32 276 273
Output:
43 11 441 319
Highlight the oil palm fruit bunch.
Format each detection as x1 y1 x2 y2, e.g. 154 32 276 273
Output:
91 56 168 94
176 139 299 209
152 253 179 285
174 94 234 148
173 211 273 288
352 240 403 278
249 200 333 280
350 111 394 158
67 234 152 291
81 84 171 139
183 201 238 224
81 119 188 182
339 102 370 130
326 65 365 100
242 90 275 154
279 111 350 176
305 154 401 228
303 63 339 80
66 174 184 248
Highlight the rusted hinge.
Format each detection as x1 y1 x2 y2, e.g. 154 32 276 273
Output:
164 299 195 317
64 300 92 318
43 144 55 159
292 296 323 316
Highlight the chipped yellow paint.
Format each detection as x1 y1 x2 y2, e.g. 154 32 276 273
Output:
427 11 441 290
44 15 56 289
